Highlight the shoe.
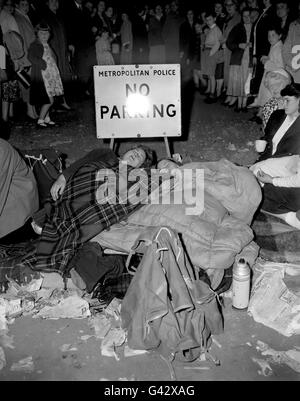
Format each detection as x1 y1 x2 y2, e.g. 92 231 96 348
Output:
247 102 259 109
44 117 58 126
37 119 47 128
227 102 236 108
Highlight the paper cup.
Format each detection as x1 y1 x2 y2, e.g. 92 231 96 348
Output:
255 140 267 152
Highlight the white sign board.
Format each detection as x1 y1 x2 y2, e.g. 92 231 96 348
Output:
94 64 181 139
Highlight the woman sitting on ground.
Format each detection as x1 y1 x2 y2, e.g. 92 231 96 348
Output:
250 83 300 228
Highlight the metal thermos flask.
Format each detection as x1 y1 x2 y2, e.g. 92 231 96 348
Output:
232 258 250 310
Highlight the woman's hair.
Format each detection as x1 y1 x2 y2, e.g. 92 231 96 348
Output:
264 69 292 97
281 83 300 98
268 25 282 36
99 27 109 36
35 22 51 35
156 158 182 168
137 145 156 168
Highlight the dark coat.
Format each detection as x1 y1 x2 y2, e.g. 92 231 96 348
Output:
226 23 254 66
61 0 94 49
179 20 196 62
253 5 277 58
259 109 300 161
28 40 50 105
41 8 72 84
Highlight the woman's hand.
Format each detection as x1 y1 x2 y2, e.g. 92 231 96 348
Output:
257 169 273 184
260 55 269 64
239 43 247 50
50 174 67 201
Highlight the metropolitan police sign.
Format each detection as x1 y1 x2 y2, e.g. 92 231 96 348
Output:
94 64 181 139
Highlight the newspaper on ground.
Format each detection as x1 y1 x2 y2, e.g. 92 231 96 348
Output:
33 295 91 319
0 346 6 370
101 327 126 359
248 262 300 337
256 340 300 373
89 314 112 339
10 356 34 373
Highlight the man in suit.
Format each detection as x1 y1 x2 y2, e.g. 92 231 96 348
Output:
61 0 95 95
251 0 277 95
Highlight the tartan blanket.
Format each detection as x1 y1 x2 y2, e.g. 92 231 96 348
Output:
22 160 152 275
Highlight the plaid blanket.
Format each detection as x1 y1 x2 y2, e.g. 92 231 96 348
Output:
23 160 152 275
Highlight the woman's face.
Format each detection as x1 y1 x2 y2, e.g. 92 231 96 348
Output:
276 2 289 19
17 0 30 14
224 1 236 16
47 0 59 12
3 0 14 14
242 10 251 24
155 5 163 15
37 30 50 43
268 30 281 46
97 1 105 13
106 6 113 18
283 96 300 115
122 148 146 168
214 3 223 15
122 13 128 21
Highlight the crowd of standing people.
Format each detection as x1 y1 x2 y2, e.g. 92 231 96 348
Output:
0 0 300 129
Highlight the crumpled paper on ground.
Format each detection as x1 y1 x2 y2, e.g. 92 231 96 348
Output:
33 295 91 319
0 346 6 370
89 315 112 339
10 356 34 373
256 340 300 373
101 327 126 360
248 262 300 336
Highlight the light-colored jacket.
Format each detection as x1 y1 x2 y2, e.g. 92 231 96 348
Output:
282 20 300 83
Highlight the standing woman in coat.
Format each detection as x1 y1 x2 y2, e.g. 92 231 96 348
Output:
28 22 64 127
226 8 253 111
42 0 72 110
120 11 133 65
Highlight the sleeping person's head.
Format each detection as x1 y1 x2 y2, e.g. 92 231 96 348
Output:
121 145 155 168
157 158 182 173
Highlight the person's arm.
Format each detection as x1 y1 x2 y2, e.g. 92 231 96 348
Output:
28 41 47 70
210 27 222 56
273 158 300 187
50 148 118 201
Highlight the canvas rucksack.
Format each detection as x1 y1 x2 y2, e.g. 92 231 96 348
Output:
121 226 224 365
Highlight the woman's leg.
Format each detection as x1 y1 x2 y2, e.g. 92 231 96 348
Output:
216 78 223 97
209 75 216 97
27 103 38 119
2 100 9 121
38 97 54 126
8 102 14 118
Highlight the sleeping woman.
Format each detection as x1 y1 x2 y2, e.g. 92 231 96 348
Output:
1 145 155 285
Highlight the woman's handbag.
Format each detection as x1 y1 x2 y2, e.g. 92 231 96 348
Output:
15 68 31 88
